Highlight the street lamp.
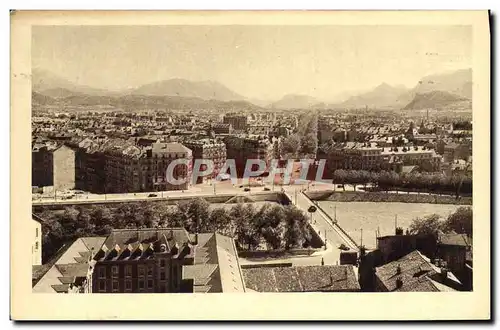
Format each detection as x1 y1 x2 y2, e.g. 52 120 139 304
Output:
308 205 317 224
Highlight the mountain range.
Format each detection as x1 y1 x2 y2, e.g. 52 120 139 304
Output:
32 68 472 111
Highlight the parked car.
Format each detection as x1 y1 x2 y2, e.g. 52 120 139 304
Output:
148 193 158 197
263 187 270 191
244 188 251 192
337 185 343 189
338 243 350 251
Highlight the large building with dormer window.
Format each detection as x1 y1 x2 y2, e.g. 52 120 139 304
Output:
33 228 247 294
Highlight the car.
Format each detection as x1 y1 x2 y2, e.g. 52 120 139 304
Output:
263 187 270 191
244 187 251 192
239 185 244 188
337 185 343 189
148 193 158 197
338 243 350 251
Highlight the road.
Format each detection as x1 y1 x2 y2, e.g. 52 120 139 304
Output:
282 187 359 265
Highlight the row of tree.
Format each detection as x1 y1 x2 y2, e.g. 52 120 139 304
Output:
37 199 312 262
408 206 473 238
281 113 319 156
332 169 472 197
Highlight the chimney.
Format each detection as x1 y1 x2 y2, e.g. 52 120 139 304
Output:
396 278 403 289
396 264 401 275
440 267 448 282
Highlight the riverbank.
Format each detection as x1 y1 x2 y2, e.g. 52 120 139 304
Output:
307 191 472 205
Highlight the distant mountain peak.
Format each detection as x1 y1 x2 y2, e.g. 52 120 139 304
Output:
271 94 319 109
130 78 245 102
32 68 113 97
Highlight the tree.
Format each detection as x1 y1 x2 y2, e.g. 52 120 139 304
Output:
167 204 188 228
408 214 444 237
91 206 113 231
230 203 259 250
184 198 210 233
59 206 79 238
208 207 232 235
333 169 348 191
300 132 318 155
283 205 311 249
377 171 392 192
444 207 472 237
255 204 286 249
282 134 301 156
359 170 371 191
370 172 380 190
75 206 94 236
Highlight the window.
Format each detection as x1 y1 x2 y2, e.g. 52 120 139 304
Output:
98 266 106 279
125 265 132 278
111 266 119 277
138 280 145 290
125 280 132 291
112 280 119 292
148 280 153 289
147 265 154 277
160 260 166 268
160 272 166 281
138 265 145 277
99 280 106 292
35 242 39 250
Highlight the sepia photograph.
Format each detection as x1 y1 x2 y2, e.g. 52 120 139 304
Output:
10 10 490 320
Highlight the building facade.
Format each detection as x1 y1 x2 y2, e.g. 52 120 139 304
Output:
224 135 274 177
32 143 76 191
184 139 227 184
73 138 193 194
91 228 195 293
223 114 248 131
32 215 43 266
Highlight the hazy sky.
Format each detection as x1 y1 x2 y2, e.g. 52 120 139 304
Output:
32 25 471 101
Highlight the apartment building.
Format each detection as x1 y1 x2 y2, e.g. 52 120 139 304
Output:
184 139 227 184
33 228 246 294
32 143 76 191
211 123 233 135
318 142 442 175
223 114 248 131
224 135 274 177
104 142 192 193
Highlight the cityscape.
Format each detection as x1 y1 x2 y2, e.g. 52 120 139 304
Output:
31 25 473 295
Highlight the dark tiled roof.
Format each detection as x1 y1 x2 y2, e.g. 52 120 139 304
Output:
438 233 471 247
242 265 360 292
375 250 458 292
241 268 277 292
183 233 245 293
80 237 107 252
55 263 90 278
96 228 191 261
51 284 71 293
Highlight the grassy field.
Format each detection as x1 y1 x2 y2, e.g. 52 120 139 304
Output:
318 201 468 250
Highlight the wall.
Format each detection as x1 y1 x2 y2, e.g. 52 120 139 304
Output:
32 218 42 266
53 145 76 191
